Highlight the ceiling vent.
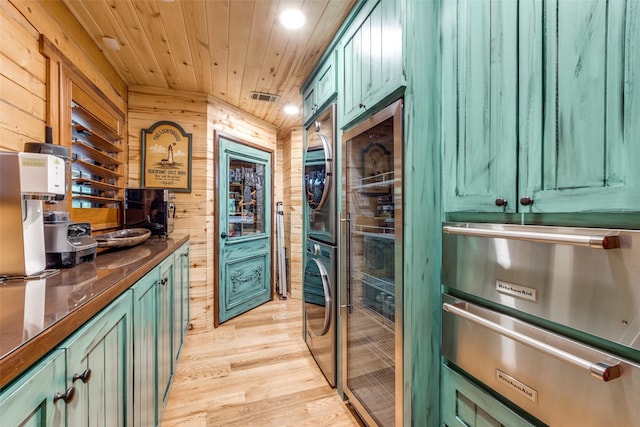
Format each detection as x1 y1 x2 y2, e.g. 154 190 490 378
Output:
250 91 280 103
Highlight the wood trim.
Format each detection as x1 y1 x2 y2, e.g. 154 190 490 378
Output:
39 35 125 125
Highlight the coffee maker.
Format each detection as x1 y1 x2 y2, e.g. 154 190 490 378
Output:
0 148 68 277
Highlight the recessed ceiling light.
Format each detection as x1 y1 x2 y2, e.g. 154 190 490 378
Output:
102 36 120 51
279 9 305 29
284 105 299 115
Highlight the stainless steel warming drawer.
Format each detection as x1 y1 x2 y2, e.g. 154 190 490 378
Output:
441 223 640 426
442 294 640 426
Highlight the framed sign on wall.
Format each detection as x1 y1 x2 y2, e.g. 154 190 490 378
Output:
141 121 192 192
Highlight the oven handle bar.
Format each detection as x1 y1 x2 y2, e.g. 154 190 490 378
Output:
442 225 620 249
443 302 622 381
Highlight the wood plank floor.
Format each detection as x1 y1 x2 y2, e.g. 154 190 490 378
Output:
161 298 362 426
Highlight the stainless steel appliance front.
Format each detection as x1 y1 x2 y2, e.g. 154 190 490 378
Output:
341 100 403 427
305 104 336 244
304 239 336 386
441 223 640 426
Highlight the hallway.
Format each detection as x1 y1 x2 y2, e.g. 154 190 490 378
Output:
161 298 361 426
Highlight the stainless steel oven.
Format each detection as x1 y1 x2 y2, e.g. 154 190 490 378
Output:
441 222 640 426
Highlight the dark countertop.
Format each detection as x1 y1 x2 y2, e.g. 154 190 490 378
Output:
0 234 189 388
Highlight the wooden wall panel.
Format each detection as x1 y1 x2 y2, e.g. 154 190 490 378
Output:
281 128 304 299
128 85 211 331
129 86 281 332
1 0 126 150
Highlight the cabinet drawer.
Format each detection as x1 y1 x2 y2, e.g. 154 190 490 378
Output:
441 364 538 427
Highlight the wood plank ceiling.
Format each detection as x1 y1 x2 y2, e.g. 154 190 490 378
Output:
62 0 356 136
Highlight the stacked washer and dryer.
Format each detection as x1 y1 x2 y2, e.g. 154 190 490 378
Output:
303 104 338 386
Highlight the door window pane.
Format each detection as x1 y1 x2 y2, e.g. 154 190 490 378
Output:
228 159 264 237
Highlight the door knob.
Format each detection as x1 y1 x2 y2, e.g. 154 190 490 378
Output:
53 387 76 404
495 198 508 207
72 368 92 384
520 196 534 206
220 231 228 239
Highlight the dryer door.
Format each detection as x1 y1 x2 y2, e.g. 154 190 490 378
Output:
304 258 332 336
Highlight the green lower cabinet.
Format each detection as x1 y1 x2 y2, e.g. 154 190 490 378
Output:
173 241 190 364
133 250 183 426
62 292 133 427
157 256 175 412
0 350 67 427
133 267 160 427
441 365 539 427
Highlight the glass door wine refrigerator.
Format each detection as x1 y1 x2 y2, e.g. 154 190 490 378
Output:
341 99 403 427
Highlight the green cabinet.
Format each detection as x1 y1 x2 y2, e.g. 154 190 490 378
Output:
441 0 517 213
133 269 159 427
157 256 175 412
173 241 190 363
302 51 337 125
0 293 133 427
441 365 537 427
340 0 404 127
63 292 133 427
0 350 67 427
443 0 640 214
133 248 186 426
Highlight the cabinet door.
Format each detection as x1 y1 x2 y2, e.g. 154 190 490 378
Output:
133 268 159 427
303 51 337 125
519 0 640 212
64 292 133 427
302 85 317 125
441 365 536 427
341 0 404 126
158 256 175 413
0 350 66 427
442 0 518 213
173 241 190 363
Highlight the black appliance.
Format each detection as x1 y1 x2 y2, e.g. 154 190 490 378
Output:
125 188 175 236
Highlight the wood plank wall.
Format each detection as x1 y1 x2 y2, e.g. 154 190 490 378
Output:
128 86 285 331
281 128 304 299
1 0 304 333
1 0 126 152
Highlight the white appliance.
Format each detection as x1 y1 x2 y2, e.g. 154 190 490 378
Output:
0 152 67 277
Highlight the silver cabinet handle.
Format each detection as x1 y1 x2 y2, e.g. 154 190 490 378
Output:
442 225 620 249
443 302 622 381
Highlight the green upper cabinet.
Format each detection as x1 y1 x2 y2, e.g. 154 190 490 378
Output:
442 0 518 213
303 50 337 125
340 0 404 127
443 0 640 214
519 0 640 212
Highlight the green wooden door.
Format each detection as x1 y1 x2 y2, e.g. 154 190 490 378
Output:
442 0 518 213
441 365 536 427
218 136 272 324
0 350 66 427
64 292 132 427
519 0 640 212
133 268 159 427
158 256 175 412
341 0 404 127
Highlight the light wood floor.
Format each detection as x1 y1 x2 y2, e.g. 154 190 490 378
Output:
161 298 361 426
